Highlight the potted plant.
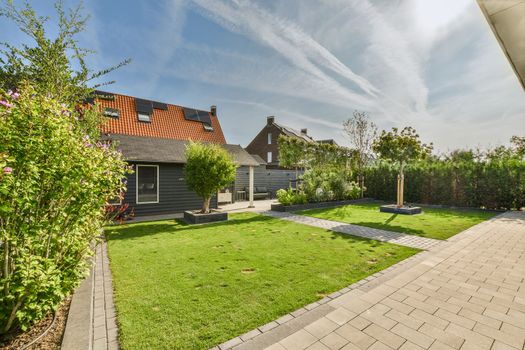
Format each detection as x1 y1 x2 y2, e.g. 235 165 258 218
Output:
183 141 236 224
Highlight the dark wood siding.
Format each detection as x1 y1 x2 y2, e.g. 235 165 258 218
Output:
123 162 217 216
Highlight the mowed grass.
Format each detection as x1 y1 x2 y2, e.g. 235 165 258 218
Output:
298 202 497 240
106 212 418 349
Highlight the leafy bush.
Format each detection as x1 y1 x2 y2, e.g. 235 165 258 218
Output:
302 167 360 202
276 188 308 206
184 142 237 213
364 155 525 210
0 87 128 335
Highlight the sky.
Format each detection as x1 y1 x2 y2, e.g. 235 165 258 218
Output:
1 0 524 152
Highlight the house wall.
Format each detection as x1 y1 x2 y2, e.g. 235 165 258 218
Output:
245 123 283 166
123 162 217 216
234 166 303 198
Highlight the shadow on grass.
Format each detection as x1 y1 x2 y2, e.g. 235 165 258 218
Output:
105 214 276 241
105 213 397 250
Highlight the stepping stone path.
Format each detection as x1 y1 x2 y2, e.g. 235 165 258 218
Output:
262 211 443 250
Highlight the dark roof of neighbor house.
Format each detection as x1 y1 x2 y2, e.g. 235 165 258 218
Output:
249 154 267 165
89 91 226 144
107 134 260 167
273 122 315 143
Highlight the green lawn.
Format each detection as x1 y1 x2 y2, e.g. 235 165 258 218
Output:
106 212 418 349
298 202 497 240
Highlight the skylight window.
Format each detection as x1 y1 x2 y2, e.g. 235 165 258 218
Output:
137 112 151 122
103 108 120 118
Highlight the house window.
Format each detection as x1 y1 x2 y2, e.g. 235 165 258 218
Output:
268 133 272 144
267 151 272 163
136 165 159 204
103 108 120 118
137 112 151 122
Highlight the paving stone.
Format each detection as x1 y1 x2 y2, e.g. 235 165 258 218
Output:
418 323 464 349
304 317 339 339
279 329 317 350
390 323 433 349
319 332 348 349
335 324 376 349
305 342 330 350
363 324 406 349
325 308 356 326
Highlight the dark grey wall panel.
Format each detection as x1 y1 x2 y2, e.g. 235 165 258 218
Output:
123 162 217 216
234 166 304 198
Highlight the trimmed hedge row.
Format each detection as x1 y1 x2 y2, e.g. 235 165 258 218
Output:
364 159 525 210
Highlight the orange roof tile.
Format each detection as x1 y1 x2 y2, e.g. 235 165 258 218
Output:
95 92 226 144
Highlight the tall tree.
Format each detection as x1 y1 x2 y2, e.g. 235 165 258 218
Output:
0 0 130 106
343 111 377 197
373 127 432 207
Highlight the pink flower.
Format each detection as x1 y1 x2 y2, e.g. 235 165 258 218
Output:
7 90 20 100
0 100 13 108
3 167 13 174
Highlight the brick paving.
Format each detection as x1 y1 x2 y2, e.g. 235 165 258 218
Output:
225 211 525 350
263 211 443 250
92 240 119 350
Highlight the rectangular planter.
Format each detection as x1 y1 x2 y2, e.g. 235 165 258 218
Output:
271 198 375 212
184 210 228 224
379 204 422 215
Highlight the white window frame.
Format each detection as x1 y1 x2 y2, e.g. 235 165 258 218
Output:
267 132 272 144
136 164 159 204
267 151 272 163
137 112 151 122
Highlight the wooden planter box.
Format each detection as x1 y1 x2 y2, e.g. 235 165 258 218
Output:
184 210 228 224
271 198 374 212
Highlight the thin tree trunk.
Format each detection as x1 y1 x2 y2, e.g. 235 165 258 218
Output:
202 197 211 214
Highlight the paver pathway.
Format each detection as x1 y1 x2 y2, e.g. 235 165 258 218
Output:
222 211 525 350
263 211 443 250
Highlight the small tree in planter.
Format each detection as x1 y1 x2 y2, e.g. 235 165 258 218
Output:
184 142 236 214
373 127 432 209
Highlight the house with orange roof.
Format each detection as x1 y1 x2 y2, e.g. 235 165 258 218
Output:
87 91 259 217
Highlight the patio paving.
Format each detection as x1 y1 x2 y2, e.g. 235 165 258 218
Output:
223 211 525 350
263 211 443 250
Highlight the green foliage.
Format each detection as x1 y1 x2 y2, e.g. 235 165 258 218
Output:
0 87 129 335
276 188 308 206
278 135 355 170
184 142 237 213
302 167 360 202
372 127 432 172
364 154 525 210
0 0 130 106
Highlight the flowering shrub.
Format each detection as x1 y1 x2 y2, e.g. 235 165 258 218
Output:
302 167 361 203
276 188 308 206
0 87 128 335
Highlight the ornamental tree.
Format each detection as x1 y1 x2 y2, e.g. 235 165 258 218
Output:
0 86 129 335
0 0 130 106
343 111 377 197
372 127 432 207
184 142 237 214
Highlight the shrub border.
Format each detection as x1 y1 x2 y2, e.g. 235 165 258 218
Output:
270 198 375 212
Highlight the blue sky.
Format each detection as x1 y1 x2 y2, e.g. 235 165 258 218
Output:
2 0 524 152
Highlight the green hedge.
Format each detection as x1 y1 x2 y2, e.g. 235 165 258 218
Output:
364 158 525 210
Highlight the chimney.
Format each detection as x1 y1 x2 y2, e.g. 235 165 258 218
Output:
210 105 217 117
301 128 308 135
267 116 275 125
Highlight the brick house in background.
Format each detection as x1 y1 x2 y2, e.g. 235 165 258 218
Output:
87 91 259 216
245 116 336 168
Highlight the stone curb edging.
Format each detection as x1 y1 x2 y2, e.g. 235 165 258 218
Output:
62 240 119 350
